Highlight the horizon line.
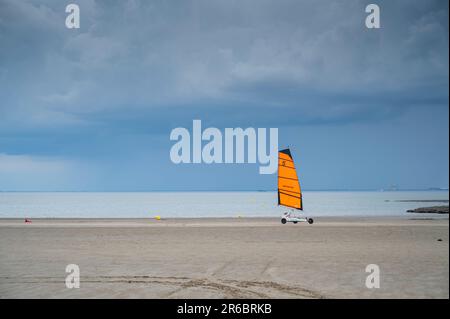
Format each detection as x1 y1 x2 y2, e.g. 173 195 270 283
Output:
0 188 448 193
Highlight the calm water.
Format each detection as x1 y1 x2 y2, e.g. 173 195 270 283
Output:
0 191 448 218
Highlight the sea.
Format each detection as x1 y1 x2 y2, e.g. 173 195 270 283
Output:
0 191 448 218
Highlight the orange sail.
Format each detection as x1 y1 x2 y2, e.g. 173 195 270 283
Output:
278 149 303 210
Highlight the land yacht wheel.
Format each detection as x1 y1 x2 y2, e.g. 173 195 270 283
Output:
281 218 287 224
308 218 314 224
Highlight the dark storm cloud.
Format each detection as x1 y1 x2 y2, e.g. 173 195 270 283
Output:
0 0 448 190
1 0 448 129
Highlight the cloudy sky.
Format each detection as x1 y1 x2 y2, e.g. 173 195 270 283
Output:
0 0 448 191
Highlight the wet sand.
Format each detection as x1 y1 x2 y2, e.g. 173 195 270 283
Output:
0 217 448 298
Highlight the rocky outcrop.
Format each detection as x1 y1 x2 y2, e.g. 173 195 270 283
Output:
407 206 449 214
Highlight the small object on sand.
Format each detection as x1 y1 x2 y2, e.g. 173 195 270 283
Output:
154 215 161 220
437 238 443 242
24 219 32 223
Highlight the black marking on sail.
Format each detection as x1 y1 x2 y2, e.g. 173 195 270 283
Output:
279 175 298 181
279 191 301 199
278 157 294 163
279 149 292 157
281 189 301 195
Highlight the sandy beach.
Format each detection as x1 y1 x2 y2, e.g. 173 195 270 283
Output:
0 217 448 299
